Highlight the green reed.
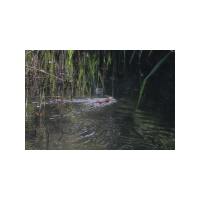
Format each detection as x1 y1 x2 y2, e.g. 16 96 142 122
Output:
136 51 172 109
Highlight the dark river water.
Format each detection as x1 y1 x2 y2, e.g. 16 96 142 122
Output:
25 97 175 150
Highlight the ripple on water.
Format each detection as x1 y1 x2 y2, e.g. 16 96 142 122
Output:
26 98 174 150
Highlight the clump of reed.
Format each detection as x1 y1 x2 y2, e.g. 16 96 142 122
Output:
25 50 111 107
25 50 174 114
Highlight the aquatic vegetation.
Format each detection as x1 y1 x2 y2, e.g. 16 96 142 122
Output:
136 51 172 108
26 50 174 108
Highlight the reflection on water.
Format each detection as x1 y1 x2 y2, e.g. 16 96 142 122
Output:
25 98 175 150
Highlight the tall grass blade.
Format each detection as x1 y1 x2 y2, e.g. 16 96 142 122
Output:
136 52 172 109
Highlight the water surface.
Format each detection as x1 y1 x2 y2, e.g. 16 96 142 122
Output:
25 97 175 150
